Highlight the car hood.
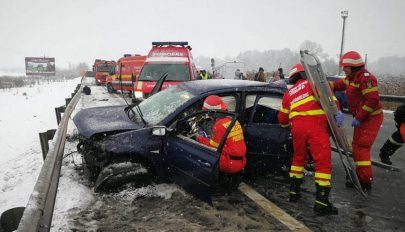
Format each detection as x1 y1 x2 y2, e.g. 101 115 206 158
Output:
73 105 141 138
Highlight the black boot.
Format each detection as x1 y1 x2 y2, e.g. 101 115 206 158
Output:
379 132 403 165
313 184 338 216
289 177 302 203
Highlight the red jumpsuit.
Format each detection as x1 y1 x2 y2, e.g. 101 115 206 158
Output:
330 68 383 184
197 117 247 173
278 79 339 187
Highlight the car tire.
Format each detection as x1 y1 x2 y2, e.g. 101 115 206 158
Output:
94 162 153 192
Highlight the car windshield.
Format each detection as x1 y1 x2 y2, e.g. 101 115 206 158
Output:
138 64 190 81
97 64 115 72
133 86 195 125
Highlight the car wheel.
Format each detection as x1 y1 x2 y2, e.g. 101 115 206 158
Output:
107 83 114 93
94 162 153 192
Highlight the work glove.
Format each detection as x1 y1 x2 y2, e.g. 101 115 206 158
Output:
335 111 344 126
351 118 361 127
198 131 210 139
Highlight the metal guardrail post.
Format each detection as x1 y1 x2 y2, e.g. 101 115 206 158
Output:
65 98 71 106
39 129 57 160
54 106 65 125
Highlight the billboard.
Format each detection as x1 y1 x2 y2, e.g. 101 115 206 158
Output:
25 57 55 76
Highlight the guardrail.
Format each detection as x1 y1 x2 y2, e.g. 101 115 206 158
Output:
16 84 82 232
379 94 405 104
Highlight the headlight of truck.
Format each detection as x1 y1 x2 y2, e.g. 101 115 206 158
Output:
134 91 143 99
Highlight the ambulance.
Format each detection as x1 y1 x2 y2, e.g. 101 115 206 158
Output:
105 54 146 93
133 41 198 99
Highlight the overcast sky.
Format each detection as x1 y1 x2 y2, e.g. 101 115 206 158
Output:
1 0 404 69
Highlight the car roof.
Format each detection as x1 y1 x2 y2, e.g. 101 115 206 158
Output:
178 79 285 95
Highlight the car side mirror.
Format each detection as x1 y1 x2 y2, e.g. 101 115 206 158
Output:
152 126 166 136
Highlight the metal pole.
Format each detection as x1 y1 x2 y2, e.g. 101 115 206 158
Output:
339 10 348 75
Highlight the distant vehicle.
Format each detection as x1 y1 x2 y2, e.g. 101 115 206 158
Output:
73 79 292 203
81 76 97 86
133 41 198 100
93 59 116 85
105 54 146 94
213 61 246 80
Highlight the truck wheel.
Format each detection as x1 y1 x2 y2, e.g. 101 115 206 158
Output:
107 84 114 93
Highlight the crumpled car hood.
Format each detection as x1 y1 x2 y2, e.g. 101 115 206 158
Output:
73 105 141 138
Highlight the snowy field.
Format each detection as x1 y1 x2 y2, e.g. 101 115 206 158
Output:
0 77 82 213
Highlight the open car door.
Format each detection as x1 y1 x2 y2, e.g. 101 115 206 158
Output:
162 110 238 204
243 94 293 173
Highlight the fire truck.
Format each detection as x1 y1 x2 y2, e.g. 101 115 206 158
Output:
93 59 116 85
105 54 146 93
133 41 198 99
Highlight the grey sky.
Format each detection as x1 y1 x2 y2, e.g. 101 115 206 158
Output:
1 0 404 69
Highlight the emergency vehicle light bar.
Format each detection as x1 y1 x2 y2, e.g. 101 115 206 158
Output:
123 54 132 57
152 41 188 47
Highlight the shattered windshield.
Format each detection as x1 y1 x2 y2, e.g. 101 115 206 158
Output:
134 87 194 125
138 64 190 81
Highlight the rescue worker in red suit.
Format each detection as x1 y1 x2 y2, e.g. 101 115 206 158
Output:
379 103 405 165
196 95 247 174
330 51 383 191
278 64 343 216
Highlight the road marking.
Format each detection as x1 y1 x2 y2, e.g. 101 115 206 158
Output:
238 182 312 232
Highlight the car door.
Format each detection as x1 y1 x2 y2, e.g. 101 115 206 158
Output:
242 93 293 173
162 110 238 204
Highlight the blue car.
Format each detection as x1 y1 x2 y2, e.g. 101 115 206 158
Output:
73 80 292 202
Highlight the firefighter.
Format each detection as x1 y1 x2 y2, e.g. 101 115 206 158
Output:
196 95 247 174
329 51 383 191
199 70 209 80
278 64 343 216
379 103 405 165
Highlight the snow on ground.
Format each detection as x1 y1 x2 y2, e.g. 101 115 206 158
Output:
0 77 81 214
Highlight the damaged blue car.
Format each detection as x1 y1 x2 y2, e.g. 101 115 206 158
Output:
73 79 292 202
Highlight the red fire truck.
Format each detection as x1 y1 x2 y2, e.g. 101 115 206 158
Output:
133 41 198 99
93 59 116 85
105 54 146 93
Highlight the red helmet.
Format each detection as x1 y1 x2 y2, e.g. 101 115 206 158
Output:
339 51 365 67
202 95 227 110
288 64 305 78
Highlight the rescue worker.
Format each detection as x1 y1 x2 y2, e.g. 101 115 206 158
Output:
278 68 285 80
196 95 247 174
329 51 383 191
379 103 405 165
199 70 209 80
278 64 343 216
254 67 265 82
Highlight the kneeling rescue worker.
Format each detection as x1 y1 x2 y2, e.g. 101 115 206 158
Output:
329 51 383 191
278 64 343 216
196 95 247 174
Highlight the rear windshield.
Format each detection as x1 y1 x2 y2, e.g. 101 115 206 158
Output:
97 64 115 72
139 64 190 81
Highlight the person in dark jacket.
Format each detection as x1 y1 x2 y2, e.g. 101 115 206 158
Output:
379 103 405 165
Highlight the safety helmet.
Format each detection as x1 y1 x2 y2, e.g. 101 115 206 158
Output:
202 95 227 111
288 64 305 78
339 51 365 67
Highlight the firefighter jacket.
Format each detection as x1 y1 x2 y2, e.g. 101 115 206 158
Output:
401 123 405 142
330 68 382 121
197 117 247 173
278 79 339 127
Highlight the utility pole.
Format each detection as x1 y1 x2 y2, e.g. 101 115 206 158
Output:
339 10 348 75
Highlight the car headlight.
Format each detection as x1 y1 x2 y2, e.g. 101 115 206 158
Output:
134 91 143 99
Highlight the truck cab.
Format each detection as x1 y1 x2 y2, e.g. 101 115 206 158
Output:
93 59 116 85
133 41 198 99
105 54 146 93
213 61 246 80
